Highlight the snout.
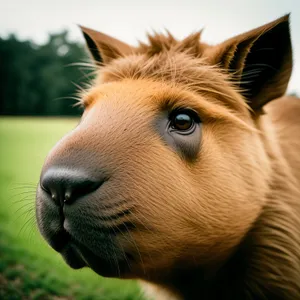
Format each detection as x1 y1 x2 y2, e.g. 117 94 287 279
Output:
36 165 134 277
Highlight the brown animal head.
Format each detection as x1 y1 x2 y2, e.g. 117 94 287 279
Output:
36 15 293 298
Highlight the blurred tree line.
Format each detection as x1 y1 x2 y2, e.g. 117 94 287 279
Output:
0 31 92 116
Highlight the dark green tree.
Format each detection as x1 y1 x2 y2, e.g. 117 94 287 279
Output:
0 31 92 116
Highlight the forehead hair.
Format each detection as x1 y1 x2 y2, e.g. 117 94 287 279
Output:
87 31 250 117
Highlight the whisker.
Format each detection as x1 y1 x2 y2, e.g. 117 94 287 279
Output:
72 101 84 108
10 195 35 208
104 216 133 275
244 63 278 72
24 220 38 243
15 203 35 218
108 226 121 278
100 199 129 210
53 96 82 103
8 185 37 191
121 210 146 275
65 61 96 69
77 69 98 82
100 209 132 221
95 212 122 277
96 201 136 273
12 198 34 208
8 191 36 203
125 209 161 272
11 189 36 195
11 188 36 194
19 212 36 238
17 206 35 224
71 81 86 93
11 182 37 186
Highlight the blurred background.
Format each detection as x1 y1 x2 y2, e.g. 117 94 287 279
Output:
0 0 299 299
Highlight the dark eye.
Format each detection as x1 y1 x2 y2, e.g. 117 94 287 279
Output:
170 109 199 132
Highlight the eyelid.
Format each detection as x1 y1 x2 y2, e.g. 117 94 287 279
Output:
168 107 201 123
169 123 197 135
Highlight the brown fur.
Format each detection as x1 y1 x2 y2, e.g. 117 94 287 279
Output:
36 15 300 299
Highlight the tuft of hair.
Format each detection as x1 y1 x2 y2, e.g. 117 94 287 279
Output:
138 30 206 57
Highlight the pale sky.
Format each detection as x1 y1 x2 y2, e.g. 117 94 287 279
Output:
1 0 299 93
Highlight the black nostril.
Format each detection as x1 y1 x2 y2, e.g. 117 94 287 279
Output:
40 167 105 206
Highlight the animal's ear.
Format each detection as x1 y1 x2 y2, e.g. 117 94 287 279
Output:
79 26 134 64
207 15 292 111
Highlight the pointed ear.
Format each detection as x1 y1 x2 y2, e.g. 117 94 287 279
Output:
207 15 292 111
79 26 134 64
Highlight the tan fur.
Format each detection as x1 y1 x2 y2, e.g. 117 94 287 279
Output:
37 15 300 300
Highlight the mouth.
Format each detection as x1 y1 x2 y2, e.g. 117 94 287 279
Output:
49 226 133 277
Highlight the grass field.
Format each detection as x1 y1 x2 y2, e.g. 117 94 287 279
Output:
0 117 143 300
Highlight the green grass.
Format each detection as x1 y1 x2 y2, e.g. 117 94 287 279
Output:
0 117 143 300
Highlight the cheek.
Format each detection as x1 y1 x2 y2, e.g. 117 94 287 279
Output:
125 126 268 266
119 142 196 221
189 128 268 239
